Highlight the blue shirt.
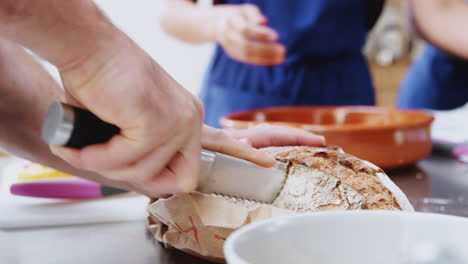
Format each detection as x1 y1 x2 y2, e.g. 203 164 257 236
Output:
201 0 376 127
398 44 468 110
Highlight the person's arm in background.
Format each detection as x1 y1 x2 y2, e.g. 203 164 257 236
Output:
410 0 468 59
160 0 285 65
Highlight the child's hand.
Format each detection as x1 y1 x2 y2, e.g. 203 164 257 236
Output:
214 4 286 65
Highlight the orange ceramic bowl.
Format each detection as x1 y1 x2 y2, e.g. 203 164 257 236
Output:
220 106 434 169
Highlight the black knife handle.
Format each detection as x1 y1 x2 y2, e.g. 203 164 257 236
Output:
68 106 120 148
42 102 120 149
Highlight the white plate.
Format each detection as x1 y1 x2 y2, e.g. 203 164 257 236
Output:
224 211 468 264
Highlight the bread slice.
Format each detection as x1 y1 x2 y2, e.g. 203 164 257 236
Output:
262 146 413 211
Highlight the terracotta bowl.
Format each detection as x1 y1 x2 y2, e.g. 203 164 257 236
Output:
220 106 434 169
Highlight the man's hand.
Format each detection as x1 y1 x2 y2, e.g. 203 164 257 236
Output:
0 38 324 198
0 38 130 191
0 0 205 197
202 124 325 167
50 42 204 197
214 4 286 65
0 1 315 199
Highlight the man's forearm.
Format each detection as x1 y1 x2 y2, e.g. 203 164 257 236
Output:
411 0 468 59
160 0 222 44
0 0 124 69
0 38 127 189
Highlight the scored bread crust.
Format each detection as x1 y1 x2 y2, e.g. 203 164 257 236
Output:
272 163 366 212
261 146 414 211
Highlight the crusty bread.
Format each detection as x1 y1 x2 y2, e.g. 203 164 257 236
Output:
262 146 413 211
213 146 412 212
272 163 365 212
147 146 413 261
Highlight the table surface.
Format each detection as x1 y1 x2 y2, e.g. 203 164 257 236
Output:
1 155 467 264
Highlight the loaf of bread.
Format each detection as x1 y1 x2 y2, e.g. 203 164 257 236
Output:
213 146 412 212
147 146 413 261
262 146 413 211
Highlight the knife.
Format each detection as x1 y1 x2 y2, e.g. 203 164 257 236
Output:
41 102 287 203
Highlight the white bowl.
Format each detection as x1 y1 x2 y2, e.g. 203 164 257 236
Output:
224 211 468 264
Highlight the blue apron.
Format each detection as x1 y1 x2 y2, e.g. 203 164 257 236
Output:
398 44 468 110
200 0 375 127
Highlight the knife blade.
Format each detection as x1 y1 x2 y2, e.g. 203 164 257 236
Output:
41 102 287 203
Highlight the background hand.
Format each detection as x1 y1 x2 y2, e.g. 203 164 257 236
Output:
214 4 286 65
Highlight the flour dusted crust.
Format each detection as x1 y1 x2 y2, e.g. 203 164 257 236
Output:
212 145 413 212
263 146 413 211
272 164 365 212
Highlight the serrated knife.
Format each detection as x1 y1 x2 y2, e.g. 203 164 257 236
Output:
41 102 287 203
